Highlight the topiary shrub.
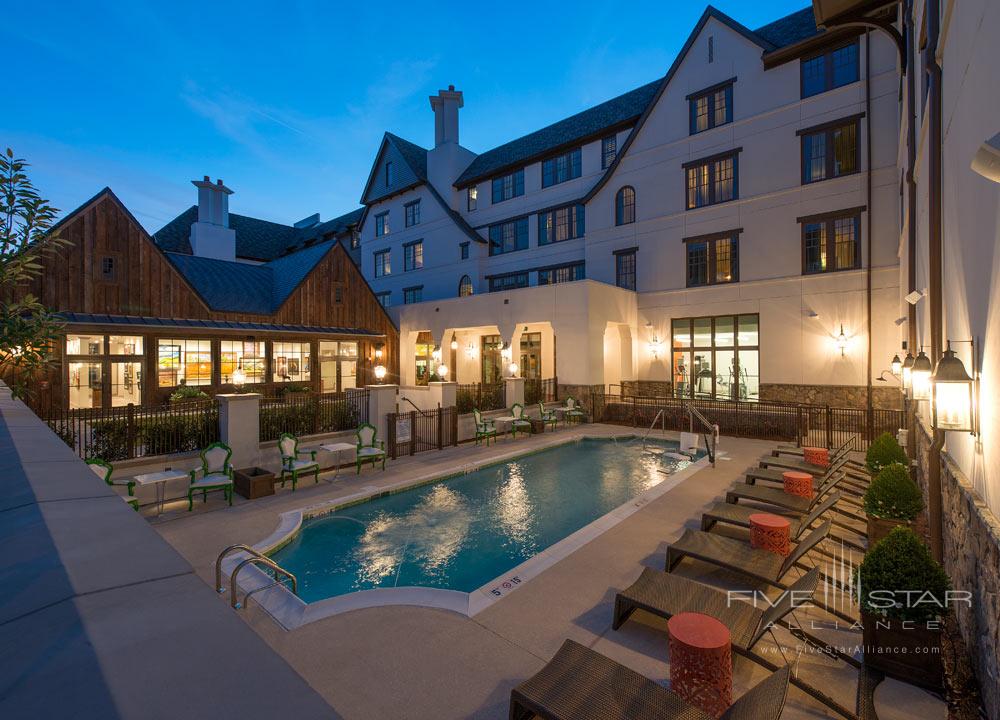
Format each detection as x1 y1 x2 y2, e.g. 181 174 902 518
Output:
865 431 907 475
863 462 923 521
856 526 951 623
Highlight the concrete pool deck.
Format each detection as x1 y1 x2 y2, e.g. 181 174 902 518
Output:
153 425 947 720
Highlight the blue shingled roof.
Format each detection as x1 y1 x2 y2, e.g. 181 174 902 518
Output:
57 312 381 336
453 80 660 188
163 239 339 315
755 6 824 49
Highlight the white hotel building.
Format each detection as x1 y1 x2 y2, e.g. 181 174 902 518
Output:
358 5 901 407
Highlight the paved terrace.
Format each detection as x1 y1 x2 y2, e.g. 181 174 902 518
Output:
152 424 946 719
0 385 335 720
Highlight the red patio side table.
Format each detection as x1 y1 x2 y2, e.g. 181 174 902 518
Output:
803 446 830 467
783 470 814 499
668 611 732 718
749 512 791 556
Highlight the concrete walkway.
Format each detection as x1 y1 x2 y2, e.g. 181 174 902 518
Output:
153 426 943 720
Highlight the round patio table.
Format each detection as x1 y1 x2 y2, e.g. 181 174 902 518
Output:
803 446 830 467
782 470 814 499
749 512 791 556
668 611 732 718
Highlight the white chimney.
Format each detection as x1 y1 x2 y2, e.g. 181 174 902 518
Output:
430 85 463 147
189 176 236 261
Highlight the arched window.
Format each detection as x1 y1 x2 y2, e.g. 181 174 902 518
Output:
615 186 636 226
458 275 473 297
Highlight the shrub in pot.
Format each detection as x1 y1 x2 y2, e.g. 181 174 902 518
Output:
169 385 210 403
865 432 907 475
862 462 923 544
855 526 951 689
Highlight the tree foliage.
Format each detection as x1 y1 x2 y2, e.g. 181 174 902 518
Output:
1 148 68 401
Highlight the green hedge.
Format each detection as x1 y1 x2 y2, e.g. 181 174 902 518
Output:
863 462 923 520
855 526 951 622
88 412 219 461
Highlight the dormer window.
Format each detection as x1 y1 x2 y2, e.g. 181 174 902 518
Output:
374 211 389 237
688 80 733 135
467 185 478 211
385 161 393 187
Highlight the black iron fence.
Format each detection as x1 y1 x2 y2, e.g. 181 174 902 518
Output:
386 406 458 459
591 392 905 450
45 400 220 461
259 389 369 441
456 382 505 413
525 377 558 405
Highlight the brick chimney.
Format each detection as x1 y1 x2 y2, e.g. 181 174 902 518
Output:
189 176 236 261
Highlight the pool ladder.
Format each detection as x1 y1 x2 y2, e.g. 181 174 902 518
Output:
215 544 298 610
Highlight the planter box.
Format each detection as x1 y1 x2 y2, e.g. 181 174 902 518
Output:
529 418 545 434
861 611 943 690
234 467 275 500
867 516 909 546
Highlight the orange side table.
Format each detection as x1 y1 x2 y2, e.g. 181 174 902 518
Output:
803 446 830 467
749 512 791 556
668 611 733 718
783 470 814 499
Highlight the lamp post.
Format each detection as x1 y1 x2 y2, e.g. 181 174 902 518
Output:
931 341 977 434
231 366 246 392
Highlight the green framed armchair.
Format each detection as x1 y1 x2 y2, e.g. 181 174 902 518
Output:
537 402 558 431
510 403 533 439
356 423 386 473
563 396 586 424
188 442 234 510
472 408 498 446
86 458 139 511
278 433 319 491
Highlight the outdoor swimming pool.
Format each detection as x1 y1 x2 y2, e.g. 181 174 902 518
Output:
270 437 703 602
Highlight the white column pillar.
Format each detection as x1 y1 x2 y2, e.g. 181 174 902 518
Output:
367 384 398 444
505 377 525 407
427 381 457 409
217 393 261 470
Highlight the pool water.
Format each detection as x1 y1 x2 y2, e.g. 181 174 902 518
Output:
271 438 701 602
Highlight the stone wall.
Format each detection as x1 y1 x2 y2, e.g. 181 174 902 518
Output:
557 384 603 415
914 422 1000 718
760 383 903 409
621 380 672 397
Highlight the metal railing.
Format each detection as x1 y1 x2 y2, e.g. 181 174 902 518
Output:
216 544 297 610
456 382 505 413
259 388 369 441
524 377 558 405
385 406 459 459
44 400 220 461
591 391 904 451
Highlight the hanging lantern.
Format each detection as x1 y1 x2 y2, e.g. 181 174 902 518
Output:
890 354 902 377
931 343 975 433
910 349 932 401
450 339 458 351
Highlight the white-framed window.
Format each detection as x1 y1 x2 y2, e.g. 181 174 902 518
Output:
220 340 265 384
272 342 311 383
157 338 212 387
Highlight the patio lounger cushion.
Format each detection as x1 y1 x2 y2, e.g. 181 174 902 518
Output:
286 459 319 471
702 493 841 538
190 472 233 490
357 447 384 457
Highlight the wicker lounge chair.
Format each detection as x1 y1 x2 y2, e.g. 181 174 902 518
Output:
760 450 870 484
509 639 790 720
773 439 867 472
701 491 841 539
745 459 867 503
726 470 845 514
612 568 858 719
277 433 320 491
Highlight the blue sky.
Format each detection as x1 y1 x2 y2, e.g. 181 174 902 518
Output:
6 1 807 232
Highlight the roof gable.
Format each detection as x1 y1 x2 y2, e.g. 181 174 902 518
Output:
360 133 428 205
755 7 824 49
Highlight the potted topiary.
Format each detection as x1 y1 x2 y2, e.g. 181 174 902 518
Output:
856 526 951 689
865 431 908 475
862 462 923 544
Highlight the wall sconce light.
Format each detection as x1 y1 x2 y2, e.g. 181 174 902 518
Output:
450 339 458 351
508 361 519 376
436 364 449 379
374 343 384 361
931 339 978 434
910 348 933 401
890 354 902 377
648 334 664 359
901 351 915 394
373 364 387 382
431 346 442 362
465 342 477 359
835 325 849 356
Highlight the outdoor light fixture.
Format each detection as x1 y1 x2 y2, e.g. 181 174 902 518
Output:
374 343 384 361
465 342 477 359
436 364 449 379
373 364 387 382
501 343 512 361
835 325 849 356
508 362 519 376
648 334 664 359
901 351 915 394
910 348 933 401
432 346 442 362
891 354 902 376
931 340 978 434
450 339 458 351
231 367 246 391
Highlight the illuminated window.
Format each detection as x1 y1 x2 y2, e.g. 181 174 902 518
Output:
467 186 478 211
538 205 584 245
800 117 859 183
685 152 738 209
671 314 759 401
686 232 739 287
272 342 311 383
688 82 733 134
801 211 861 274
458 275 473 297
220 340 265 384
157 338 212 387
